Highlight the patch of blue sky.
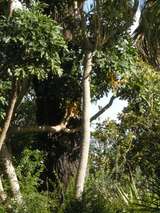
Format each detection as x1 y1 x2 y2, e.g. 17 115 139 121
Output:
83 0 94 12
91 91 128 130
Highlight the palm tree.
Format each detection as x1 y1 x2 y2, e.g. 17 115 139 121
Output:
135 0 160 68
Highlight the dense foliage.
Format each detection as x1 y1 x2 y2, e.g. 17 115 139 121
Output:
0 7 66 79
0 0 160 212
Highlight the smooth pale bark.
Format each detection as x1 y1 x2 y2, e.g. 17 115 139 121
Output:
2 124 74 134
1 145 23 205
0 81 23 204
0 3 23 206
9 0 14 17
0 177 7 201
75 52 93 199
0 81 17 152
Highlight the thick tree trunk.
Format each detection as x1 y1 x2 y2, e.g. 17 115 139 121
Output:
75 52 93 199
1 144 23 205
33 75 81 189
0 177 7 201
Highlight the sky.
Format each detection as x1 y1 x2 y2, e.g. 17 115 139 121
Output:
91 0 144 126
91 92 128 129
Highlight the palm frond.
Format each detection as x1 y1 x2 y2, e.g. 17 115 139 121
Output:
134 0 160 68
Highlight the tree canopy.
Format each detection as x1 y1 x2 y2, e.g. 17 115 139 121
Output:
0 0 160 212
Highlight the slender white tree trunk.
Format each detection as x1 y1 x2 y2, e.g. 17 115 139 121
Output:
0 177 7 201
75 52 93 199
0 81 17 152
0 80 22 204
0 3 23 204
1 144 23 205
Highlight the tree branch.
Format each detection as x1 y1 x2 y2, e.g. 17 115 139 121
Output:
10 124 68 134
0 124 79 135
0 97 81 136
0 80 18 151
0 96 115 136
90 96 115 122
